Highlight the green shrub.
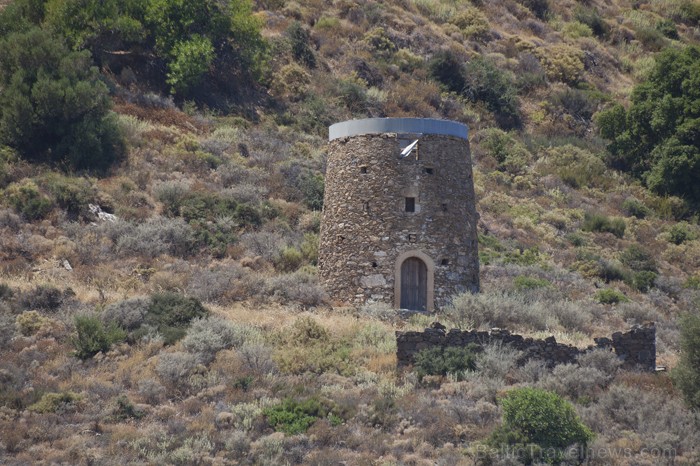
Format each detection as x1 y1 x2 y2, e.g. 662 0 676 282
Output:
673 313 700 408
595 288 629 304
574 5 608 38
263 397 339 435
429 50 466 94
478 128 532 174
491 387 593 463
630 270 657 293
414 345 478 381
464 58 521 129
18 285 64 312
518 0 550 19
622 197 650 219
513 276 550 291
582 212 626 238
44 173 98 220
538 144 607 188
287 21 315 68
668 222 697 245
143 292 209 345
4 180 53 220
72 315 126 360
449 7 489 39
166 34 215 94
276 246 303 272
619 244 657 272
28 392 81 414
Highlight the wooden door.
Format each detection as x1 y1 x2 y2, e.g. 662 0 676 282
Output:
400 257 427 311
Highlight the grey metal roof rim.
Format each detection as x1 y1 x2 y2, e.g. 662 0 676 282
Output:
329 118 469 141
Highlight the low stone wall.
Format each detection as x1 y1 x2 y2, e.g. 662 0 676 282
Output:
396 322 656 372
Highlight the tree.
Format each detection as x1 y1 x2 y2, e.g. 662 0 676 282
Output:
0 28 124 171
596 46 700 206
673 313 700 408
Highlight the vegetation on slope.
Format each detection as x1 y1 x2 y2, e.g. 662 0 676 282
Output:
0 0 700 463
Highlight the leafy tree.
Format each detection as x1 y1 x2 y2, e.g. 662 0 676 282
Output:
596 46 700 206
673 313 700 408
0 28 124 171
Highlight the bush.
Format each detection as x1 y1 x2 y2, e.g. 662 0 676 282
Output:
622 197 650 219
534 44 584 84
15 310 49 336
102 297 150 332
491 387 593 462
429 50 466 93
72 315 126 360
478 128 532 174
44 173 98 220
182 316 262 364
263 398 338 435
518 0 550 20
287 21 315 68
574 6 608 38
537 144 607 188
619 244 657 272
631 270 657 293
582 212 626 238
0 28 124 171
463 58 521 129
28 392 81 414
595 288 629 304
4 180 53 220
144 292 209 345
513 276 550 290
668 222 697 245
413 345 478 381
18 285 64 312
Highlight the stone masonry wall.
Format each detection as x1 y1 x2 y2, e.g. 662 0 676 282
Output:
319 132 479 309
396 322 656 372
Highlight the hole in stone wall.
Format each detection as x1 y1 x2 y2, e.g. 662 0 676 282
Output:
408 234 417 243
360 166 368 174
363 201 370 212
441 259 449 266
424 167 434 175
337 235 345 242
372 261 378 268
405 197 415 212
441 203 448 212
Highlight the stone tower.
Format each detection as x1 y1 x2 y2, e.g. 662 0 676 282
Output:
318 118 479 311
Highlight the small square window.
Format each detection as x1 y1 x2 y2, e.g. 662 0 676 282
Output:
408 234 417 243
441 259 449 266
360 166 368 174
424 167 434 175
405 197 415 212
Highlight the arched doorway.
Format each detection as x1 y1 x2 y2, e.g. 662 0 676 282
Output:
400 257 428 311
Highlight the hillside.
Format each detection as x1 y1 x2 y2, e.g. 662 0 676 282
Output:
1 0 700 464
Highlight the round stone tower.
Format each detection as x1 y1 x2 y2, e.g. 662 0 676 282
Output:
319 118 479 311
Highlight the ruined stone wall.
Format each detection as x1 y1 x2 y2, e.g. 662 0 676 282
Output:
319 131 479 309
396 322 656 372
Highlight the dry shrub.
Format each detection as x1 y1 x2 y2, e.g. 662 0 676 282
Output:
534 44 585 84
